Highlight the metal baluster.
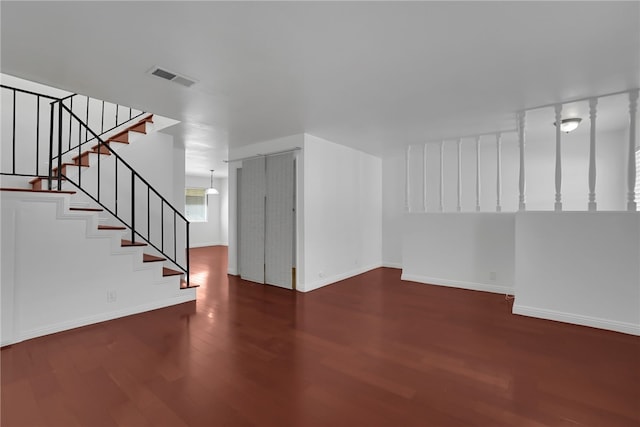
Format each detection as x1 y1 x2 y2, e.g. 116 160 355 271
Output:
186 221 190 287
35 95 40 175
173 211 177 261
57 103 63 190
147 187 150 241
101 100 105 133
48 102 55 190
68 97 73 150
131 173 135 242
12 90 16 174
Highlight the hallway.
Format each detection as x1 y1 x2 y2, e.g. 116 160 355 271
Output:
2 246 639 426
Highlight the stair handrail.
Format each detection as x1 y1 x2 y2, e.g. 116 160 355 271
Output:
53 102 191 286
55 93 148 161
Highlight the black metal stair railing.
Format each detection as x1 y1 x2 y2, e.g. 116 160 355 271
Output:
1 84 146 181
53 102 191 286
0 84 190 286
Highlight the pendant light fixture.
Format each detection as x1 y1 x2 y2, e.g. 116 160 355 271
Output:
206 169 219 195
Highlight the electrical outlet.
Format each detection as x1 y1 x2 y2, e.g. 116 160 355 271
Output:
489 272 497 281
107 290 117 303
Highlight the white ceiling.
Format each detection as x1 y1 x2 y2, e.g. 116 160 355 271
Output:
2 1 638 177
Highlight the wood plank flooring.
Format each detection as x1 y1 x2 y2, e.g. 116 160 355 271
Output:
2 246 639 426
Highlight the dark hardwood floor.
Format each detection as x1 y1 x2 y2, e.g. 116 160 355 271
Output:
2 246 639 426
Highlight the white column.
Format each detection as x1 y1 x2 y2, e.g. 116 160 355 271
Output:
456 138 462 212
423 144 428 212
405 145 411 212
588 98 598 212
439 141 444 212
475 136 481 212
628 89 638 211
496 133 502 212
517 111 526 211
554 104 563 212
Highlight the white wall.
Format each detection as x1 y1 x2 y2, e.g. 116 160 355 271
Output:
402 213 515 294
185 174 228 247
302 134 382 292
514 212 640 335
228 133 382 292
382 151 404 268
1 192 195 346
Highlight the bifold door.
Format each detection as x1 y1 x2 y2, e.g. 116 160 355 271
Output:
239 153 294 288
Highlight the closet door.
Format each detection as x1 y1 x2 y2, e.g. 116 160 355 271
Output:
239 156 265 284
265 153 294 288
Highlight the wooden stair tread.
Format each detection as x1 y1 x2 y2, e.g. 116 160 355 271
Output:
70 207 103 212
29 176 67 184
162 267 183 277
121 239 147 247
0 187 76 194
143 254 166 263
127 122 147 134
139 115 154 123
98 225 126 230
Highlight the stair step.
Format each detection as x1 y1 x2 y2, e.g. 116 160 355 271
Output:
0 187 76 194
121 239 147 247
51 163 89 175
143 254 166 263
139 114 154 124
128 122 147 134
98 225 126 231
162 267 182 277
27 177 67 191
180 280 200 289
90 140 127 153
70 207 103 212
108 131 129 144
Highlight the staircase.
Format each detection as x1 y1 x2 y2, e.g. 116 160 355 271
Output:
1 82 195 345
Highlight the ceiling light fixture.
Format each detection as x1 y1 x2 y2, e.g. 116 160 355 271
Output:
206 170 219 195
554 117 582 133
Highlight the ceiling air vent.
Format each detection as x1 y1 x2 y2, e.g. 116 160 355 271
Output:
148 66 197 88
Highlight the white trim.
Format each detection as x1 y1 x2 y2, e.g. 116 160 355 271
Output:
7 292 196 346
189 241 228 248
227 268 238 275
400 273 513 295
513 304 640 336
382 262 403 269
301 264 382 293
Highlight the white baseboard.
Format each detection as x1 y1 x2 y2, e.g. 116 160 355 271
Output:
12 292 196 346
189 242 228 248
513 304 640 336
301 263 382 292
401 273 513 295
382 262 403 269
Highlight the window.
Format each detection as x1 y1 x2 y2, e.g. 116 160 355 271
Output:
185 188 207 222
